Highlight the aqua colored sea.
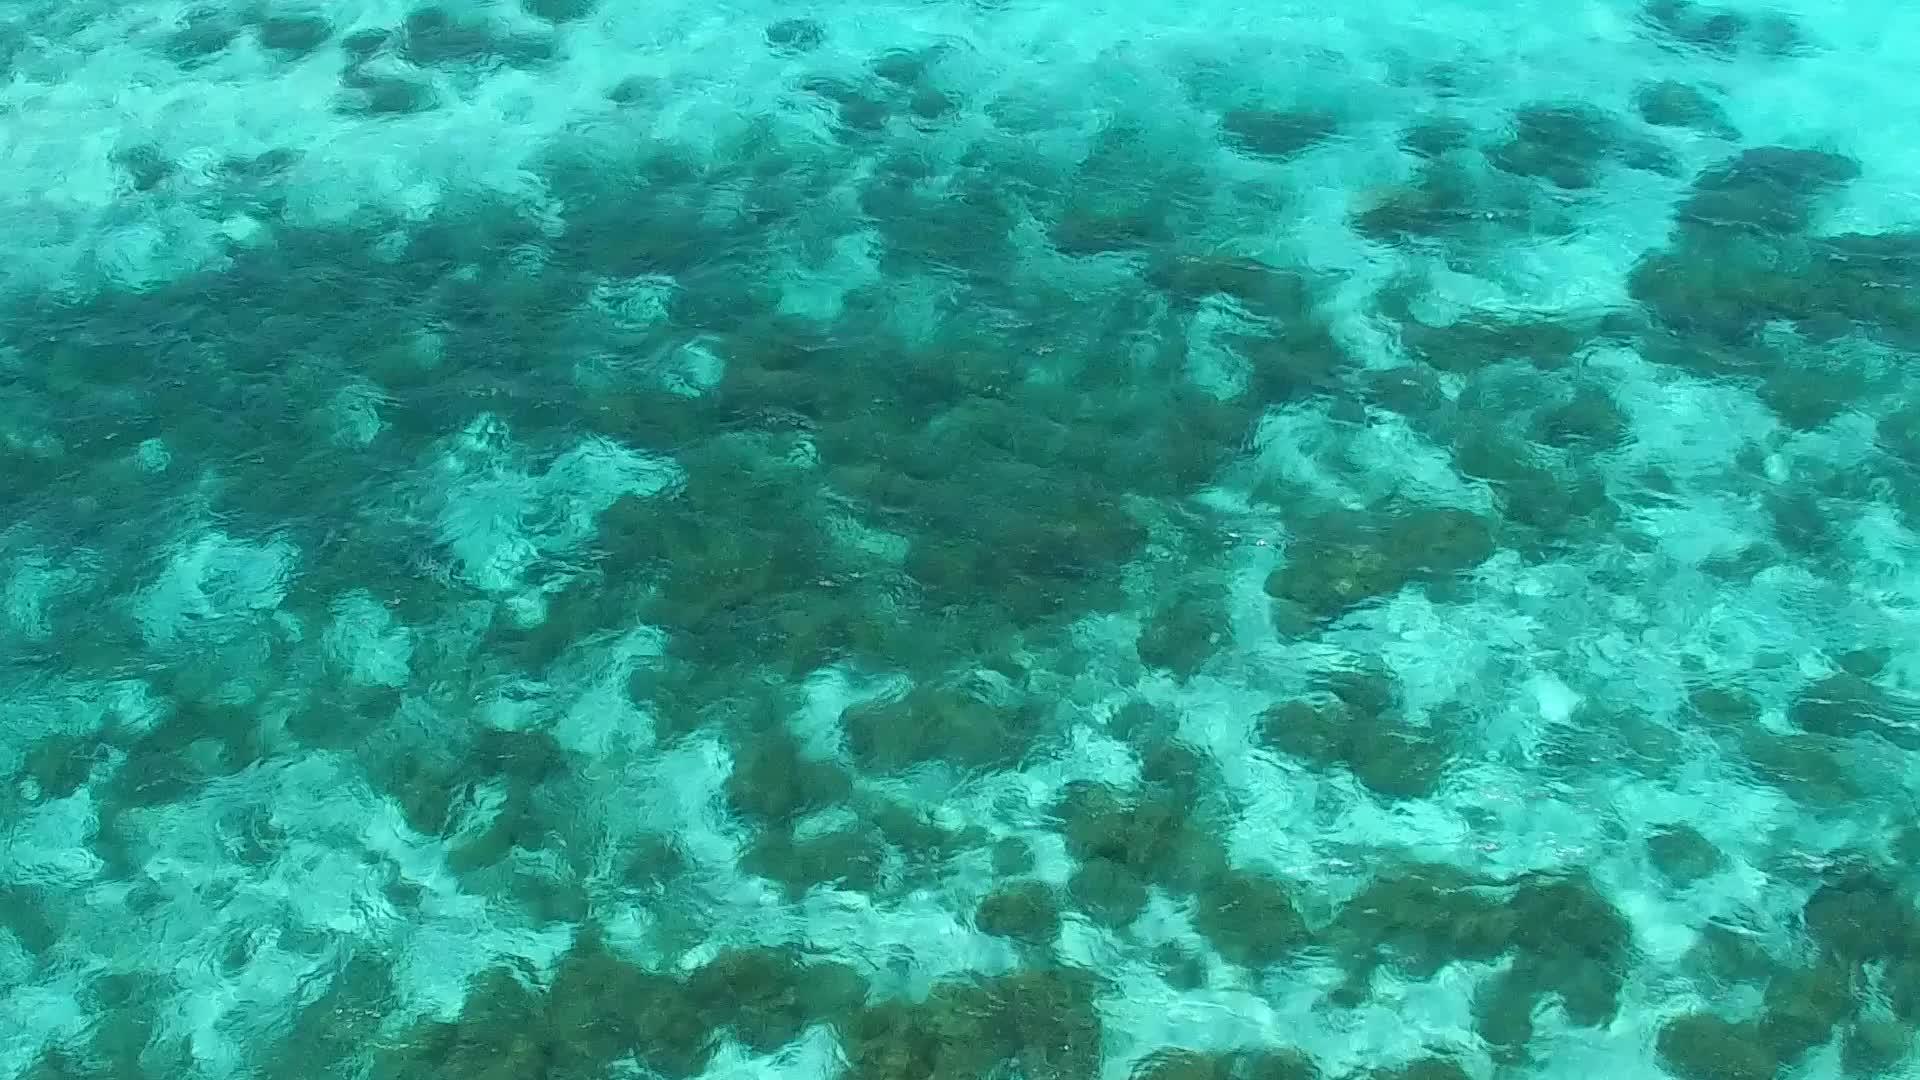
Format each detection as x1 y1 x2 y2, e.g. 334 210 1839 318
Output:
2 0 1918 1077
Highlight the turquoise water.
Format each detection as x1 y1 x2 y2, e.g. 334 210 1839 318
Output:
3 0 1920 1076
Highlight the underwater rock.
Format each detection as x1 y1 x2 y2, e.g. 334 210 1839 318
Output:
1069 855 1151 927
1656 1013 1778 1080
1265 506 1496 624
1487 104 1621 189
1641 0 1806 56
255 12 333 55
164 7 240 66
1192 870 1310 968
976 881 1064 947
766 17 825 53
1400 117 1475 158
1136 584 1231 679
725 730 852 824
842 681 1044 773
743 823 887 897
1055 779 1229 895
1677 146 1859 238
840 966 1105 1080
1130 1048 1322 1080
1368 1060 1470 1080
1220 107 1340 159
399 6 553 68
1634 80 1739 136
1844 1017 1914 1076
1758 960 1855 1062
522 0 598 22
1647 824 1727 885
1259 684 1452 800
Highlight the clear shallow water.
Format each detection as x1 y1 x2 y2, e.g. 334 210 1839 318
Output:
3 0 1920 1076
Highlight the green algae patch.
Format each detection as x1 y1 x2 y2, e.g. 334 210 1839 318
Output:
841 966 1104 1080
1788 673 1920 748
258 953 396 1080
1758 960 1855 1063
13 20 1916 1080
0 884 62 959
1634 81 1738 137
801 75 896 136
1844 1017 1913 1076
1738 730 1870 807
1131 1047 1322 1080
992 836 1036 876
1655 1014 1777 1080
621 830 691 893
1048 123 1209 256
630 254 1339 668
1220 107 1341 160
1367 1059 1471 1080
627 437 861 677
374 957 683 1076
1397 310 1596 373
892 460 1147 624
866 797 991 879
1192 870 1311 969
1882 402 1920 471
1533 384 1628 451
976 881 1065 948
522 0 597 22
1137 583 1232 679
1259 699 1448 800
860 162 1018 284
1486 103 1664 190
686 946 868 1053
1496 876 1634 1027
1647 824 1727 886
1152 941 1211 991
1055 779 1230 897
1144 254 1321 320
1400 117 1475 158
1329 865 1515 1002
398 6 554 69
1259 668 1453 799
842 680 1046 774
374 933 868 1080
726 729 854 825
1803 864 1916 970
1326 868 1632 1051
101 693 274 811
632 663 804 748
1265 505 1496 626
1360 364 1446 419
1350 157 1549 253
1757 358 1871 432
254 12 334 56
36 971 196 1080
443 748 574 873
1137 739 1225 809
744 823 888 898
1626 147 1920 348
1640 0 1805 56
163 7 240 67
1452 429 1617 543
1108 703 1227 809
1070 855 1153 928
18 732 105 802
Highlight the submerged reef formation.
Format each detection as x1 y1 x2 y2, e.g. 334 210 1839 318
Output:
4 0 1920 1078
